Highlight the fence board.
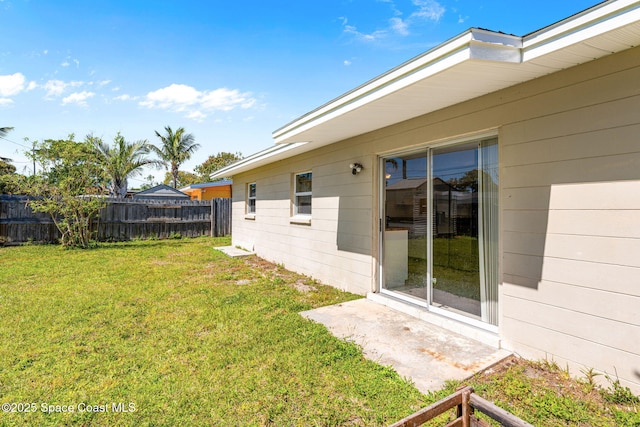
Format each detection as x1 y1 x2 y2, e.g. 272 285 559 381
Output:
0 195 232 244
389 386 533 427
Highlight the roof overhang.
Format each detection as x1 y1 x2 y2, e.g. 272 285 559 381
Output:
212 0 640 179
209 142 310 178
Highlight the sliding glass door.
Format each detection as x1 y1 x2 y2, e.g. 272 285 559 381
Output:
382 152 429 302
381 137 499 326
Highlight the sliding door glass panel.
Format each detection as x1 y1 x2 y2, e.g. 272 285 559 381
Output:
382 152 428 301
430 143 482 319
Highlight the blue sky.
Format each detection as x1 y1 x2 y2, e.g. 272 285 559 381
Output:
0 0 599 185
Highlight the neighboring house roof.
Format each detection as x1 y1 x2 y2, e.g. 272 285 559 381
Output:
386 178 428 191
179 180 233 192
211 0 640 179
133 184 189 198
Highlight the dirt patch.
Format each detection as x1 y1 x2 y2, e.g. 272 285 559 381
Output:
293 280 315 293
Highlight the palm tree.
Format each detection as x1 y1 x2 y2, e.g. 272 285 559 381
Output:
152 126 200 188
0 126 13 138
91 133 161 198
0 127 14 163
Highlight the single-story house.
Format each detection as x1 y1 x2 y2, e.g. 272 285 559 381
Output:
212 0 640 393
132 184 190 200
179 180 232 200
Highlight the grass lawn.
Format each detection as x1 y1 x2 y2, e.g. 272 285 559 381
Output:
407 236 480 300
1 237 638 426
0 237 427 426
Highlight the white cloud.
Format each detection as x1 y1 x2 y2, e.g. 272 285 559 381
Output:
339 16 386 41
114 94 137 101
0 98 14 106
43 80 67 97
343 24 387 42
0 72 26 96
342 0 445 41
61 57 80 68
343 59 352 66
43 79 84 98
26 81 37 91
186 110 207 122
62 91 94 106
201 88 255 110
411 0 445 22
140 83 256 121
141 84 200 110
390 17 409 36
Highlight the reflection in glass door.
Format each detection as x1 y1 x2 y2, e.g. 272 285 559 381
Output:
431 143 481 318
381 138 499 325
382 152 428 302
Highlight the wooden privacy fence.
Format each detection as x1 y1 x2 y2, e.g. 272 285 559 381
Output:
389 386 533 427
0 195 232 244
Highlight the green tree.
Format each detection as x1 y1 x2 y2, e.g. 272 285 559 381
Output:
448 169 478 193
20 136 107 248
90 133 161 198
0 159 15 175
162 170 200 188
152 126 200 188
138 174 157 190
0 158 20 194
194 151 242 181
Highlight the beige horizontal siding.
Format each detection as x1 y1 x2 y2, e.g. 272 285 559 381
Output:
498 47 640 392
231 145 375 295
503 254 639 296
501 318 640 392
503 280 640 325
227 44 640 391
502 295 638 352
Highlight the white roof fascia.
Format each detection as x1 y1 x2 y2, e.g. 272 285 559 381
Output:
272 29 522 145
523 0 640 60
209 141 308 179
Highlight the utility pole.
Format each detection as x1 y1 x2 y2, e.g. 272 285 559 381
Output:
24 137 36 176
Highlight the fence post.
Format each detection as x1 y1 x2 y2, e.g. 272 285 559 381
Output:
211 199 214 237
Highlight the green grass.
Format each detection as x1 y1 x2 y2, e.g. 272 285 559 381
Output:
439 357 640 427
0 238 427 426
406 236 480 300
1 238 638 426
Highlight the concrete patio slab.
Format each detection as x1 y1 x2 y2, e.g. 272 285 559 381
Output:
301 298 511 394
214 246 255 257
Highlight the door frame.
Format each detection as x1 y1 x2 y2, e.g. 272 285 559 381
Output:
377 132 499 332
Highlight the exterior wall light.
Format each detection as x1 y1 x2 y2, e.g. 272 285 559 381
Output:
350 162 363 175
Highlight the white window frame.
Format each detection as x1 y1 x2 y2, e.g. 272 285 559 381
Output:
292 171 312 221
246 182 256 216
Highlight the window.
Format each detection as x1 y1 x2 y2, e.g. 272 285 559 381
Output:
293 171 312 216
247 182 256 214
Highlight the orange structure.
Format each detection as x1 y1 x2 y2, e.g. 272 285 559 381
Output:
179 180 232 200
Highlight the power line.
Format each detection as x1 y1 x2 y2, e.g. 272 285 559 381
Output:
0 135 31 150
